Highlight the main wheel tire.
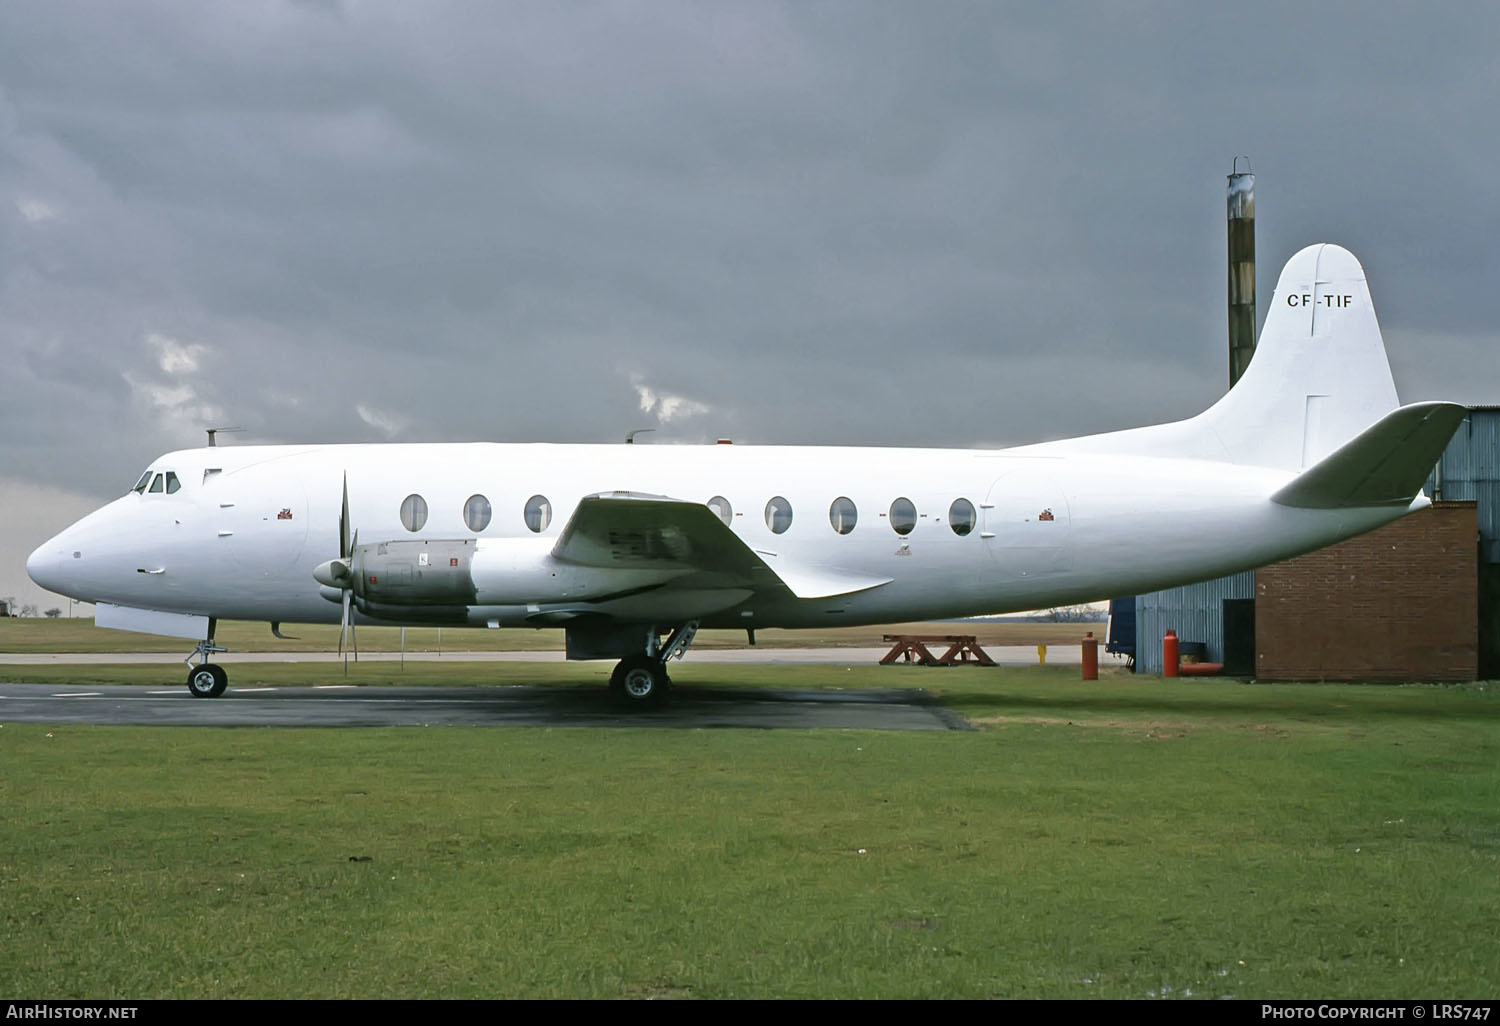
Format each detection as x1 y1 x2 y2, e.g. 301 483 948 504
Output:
187 663 228 698
613 654 670 707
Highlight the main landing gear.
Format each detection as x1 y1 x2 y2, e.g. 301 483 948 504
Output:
184 622 229 698
610 652 670 705
608 621 698 707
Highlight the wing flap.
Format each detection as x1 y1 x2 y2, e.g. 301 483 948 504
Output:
751 549 893 599
1271 401 1467 509
552 492 891 600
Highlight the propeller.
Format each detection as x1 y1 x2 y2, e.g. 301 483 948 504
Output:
313 474 359 675
339 478 358 674
339 531 360 673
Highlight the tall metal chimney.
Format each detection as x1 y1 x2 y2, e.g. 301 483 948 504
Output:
1227 157 1256 386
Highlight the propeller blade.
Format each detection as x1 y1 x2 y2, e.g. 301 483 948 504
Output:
349 527 359 664
340 473 351 560
340 590 351 676
337 483 356 675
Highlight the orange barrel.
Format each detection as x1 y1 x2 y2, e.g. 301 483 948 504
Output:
1081 631 1098 680
1163 629 1179 678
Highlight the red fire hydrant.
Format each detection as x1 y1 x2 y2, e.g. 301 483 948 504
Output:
1081 631 1098 680
1163 629 1179 678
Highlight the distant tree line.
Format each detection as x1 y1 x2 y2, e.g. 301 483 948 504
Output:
1 597 48 617
1039 604 1106 623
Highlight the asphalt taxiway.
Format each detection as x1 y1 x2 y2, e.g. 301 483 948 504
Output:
0 681 970 730
0 642 1112 730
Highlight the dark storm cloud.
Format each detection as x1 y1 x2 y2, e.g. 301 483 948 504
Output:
3 1 1498 520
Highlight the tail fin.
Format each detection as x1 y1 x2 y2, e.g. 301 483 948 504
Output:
1198 243 1400 470
1026 244 1454 478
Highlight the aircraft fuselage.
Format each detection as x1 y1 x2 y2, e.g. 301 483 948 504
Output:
27 440 1408 631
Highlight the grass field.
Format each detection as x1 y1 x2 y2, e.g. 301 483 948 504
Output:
2 655 1497 999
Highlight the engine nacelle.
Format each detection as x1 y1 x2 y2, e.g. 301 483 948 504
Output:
470 536 581 605
470 536 682 605
338 536 686 612
352 539 478 605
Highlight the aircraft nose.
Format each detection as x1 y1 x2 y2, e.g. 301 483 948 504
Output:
26 538 65 593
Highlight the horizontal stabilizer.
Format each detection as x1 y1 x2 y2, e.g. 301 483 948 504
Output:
1271 402 1467 509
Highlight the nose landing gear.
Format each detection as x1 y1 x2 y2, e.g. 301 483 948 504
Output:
184 621 229 698
186 662 228 698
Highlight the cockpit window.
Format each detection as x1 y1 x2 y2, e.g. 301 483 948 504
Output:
135 470 184 495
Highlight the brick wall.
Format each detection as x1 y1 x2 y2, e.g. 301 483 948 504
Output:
1255 502 1478 681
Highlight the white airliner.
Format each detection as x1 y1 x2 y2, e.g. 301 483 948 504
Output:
27 244 1463 704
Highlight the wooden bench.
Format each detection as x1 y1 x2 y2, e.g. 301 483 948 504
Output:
880 634 996 667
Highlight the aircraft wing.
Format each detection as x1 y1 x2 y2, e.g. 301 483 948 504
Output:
551 491 892 600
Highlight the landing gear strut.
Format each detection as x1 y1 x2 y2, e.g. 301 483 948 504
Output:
184 619 228 698
608 621 699 708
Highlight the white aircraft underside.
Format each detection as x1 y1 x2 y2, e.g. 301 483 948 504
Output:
27 244 1467 703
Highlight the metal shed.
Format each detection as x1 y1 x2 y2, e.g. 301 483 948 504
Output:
1427 406 1500 677
1132 572 1253 675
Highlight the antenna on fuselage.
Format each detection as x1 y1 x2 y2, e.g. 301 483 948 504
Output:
206 426 244 447
625 428 656 444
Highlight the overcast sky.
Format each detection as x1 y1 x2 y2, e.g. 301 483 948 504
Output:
3 1 1498 610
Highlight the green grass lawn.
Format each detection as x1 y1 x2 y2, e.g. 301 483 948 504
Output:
2 663 1496 998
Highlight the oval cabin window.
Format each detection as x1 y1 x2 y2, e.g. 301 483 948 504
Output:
524 495 552 533
889 497 917 536
464 494 492 532
765 496 793 534
829 496 857 535
400 493 429 532
949 498 976 537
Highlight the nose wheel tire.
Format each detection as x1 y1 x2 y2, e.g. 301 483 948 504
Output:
187 663 228 698
610 654 670 707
